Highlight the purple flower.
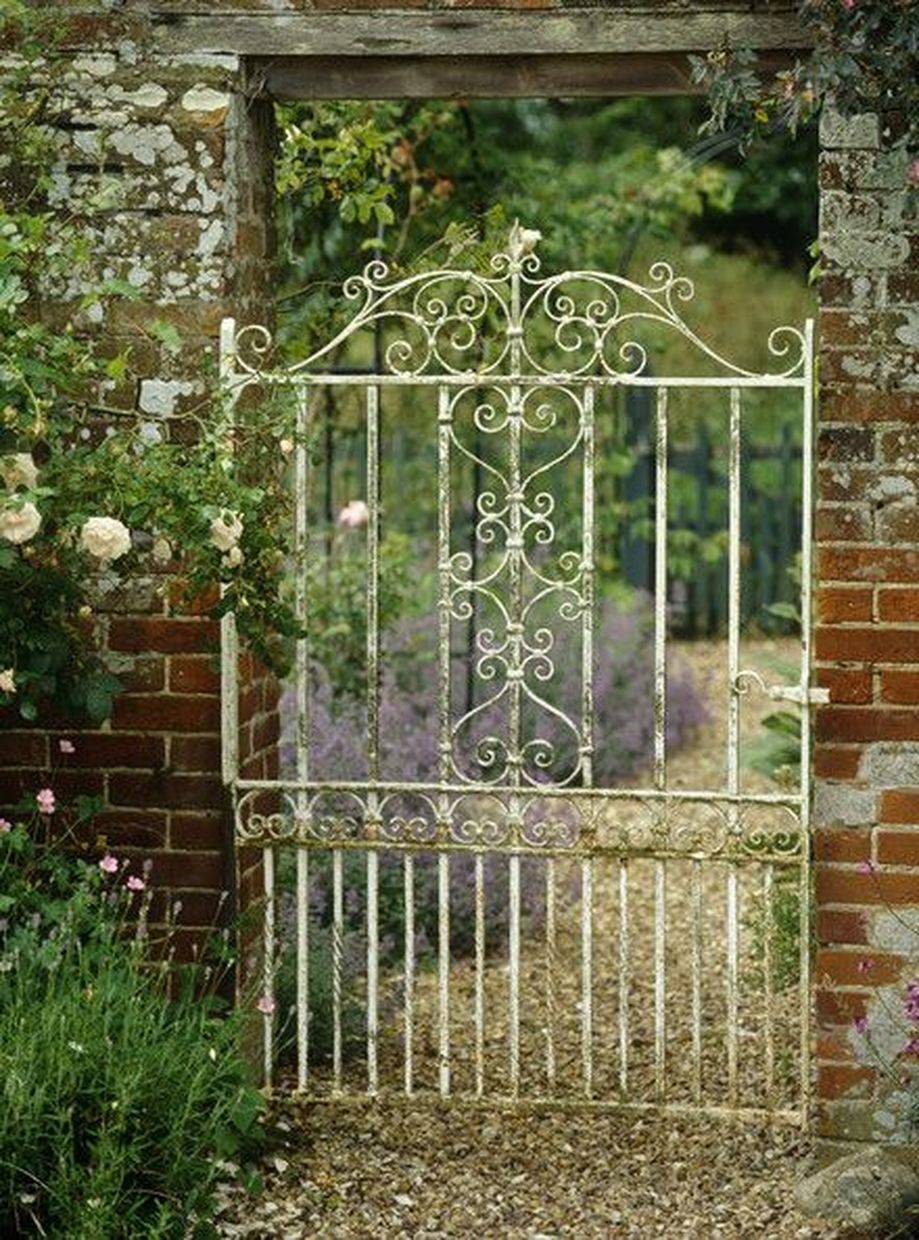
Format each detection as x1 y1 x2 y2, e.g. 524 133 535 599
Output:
853 1015 869 1035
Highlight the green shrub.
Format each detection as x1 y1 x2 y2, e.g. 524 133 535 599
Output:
0 812 264 1238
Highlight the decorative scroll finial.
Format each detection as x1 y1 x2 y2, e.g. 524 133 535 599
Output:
507 220 542 262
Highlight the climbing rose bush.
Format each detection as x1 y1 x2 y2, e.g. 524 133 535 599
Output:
0 14 302 724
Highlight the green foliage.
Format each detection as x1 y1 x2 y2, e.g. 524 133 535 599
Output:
691 0 917 168
745 870 802 993
306 530 416 699
0 810 264 1238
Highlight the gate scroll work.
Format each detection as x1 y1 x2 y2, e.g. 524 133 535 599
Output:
220 224 825 1122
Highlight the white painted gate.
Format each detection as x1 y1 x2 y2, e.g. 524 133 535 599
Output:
220 225 822 1122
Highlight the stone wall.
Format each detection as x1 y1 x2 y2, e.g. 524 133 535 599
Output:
0 21 279 966
814 105 918 1146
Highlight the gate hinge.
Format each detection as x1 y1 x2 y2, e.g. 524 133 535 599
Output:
767 684 830 707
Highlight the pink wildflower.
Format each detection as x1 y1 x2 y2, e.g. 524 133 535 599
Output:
841 0 856 9
0 817 10 833
905 1038 919 1056
125 875 145 892
256 994 276 1016
856 958 874 974
853 1015 869 1035
98 853 119 875
856 859 875 876
36 788 55 815
58 739 75 755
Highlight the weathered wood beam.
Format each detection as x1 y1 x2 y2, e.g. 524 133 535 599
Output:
255 50 797 100
152 8 810 59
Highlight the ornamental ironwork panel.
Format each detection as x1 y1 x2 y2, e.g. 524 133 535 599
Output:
220 224 818 1123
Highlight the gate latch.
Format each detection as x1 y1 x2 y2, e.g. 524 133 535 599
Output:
767 684 830 706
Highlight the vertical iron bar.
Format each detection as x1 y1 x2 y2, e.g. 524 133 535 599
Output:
764 864 775 1108
509 853 521 1098
262 847 275 1091
618 858 629 1094
581 857 594 1098
727 385 742 1105
438 851 451 1098
726 867 739 1105
366 850 379 1095
403 853 415 1097
365 385 380 1096
475 853 486 1097
218 318 239 791
545 857 556 1094
691 858 703 1104
332 848 343 1092
294 386 311 1092
366 385 381 785
437 385 453 1100
654 858 666 1101
582 386 595 786
653 387 668 1102
653 387 668 791
799 318 816 1120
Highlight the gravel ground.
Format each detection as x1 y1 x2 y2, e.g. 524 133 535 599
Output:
217 638 839 1238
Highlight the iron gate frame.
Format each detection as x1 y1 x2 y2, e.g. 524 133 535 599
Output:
219 223 823 1123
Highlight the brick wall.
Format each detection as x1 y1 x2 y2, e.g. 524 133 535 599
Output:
0 23 279 967
814 105 918 1146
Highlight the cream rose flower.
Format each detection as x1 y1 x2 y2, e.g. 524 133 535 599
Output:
80 516 132 562
210 510 243 552
0 501 41 544
0 453 38 492
0 668 15 694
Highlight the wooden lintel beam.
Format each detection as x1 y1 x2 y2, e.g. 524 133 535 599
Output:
254 50 798 100
152 9 810 60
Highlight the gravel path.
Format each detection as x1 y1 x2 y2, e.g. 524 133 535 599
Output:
217 639 840 1238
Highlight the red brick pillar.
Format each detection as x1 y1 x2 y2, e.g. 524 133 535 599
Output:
814 105 918 1147
0 29 279 966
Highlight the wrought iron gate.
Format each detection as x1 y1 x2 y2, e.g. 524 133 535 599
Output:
220 224 822 1122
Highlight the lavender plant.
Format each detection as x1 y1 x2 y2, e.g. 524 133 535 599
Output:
275 593 707 1061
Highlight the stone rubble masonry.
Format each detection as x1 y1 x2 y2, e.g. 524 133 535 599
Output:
0 14 278 970
814 102 918 1148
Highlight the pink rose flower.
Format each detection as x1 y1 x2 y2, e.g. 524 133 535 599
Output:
337 499 369 530
98 853 119 875
125 875 145 892
256 994 276 1016
59 739 75 755
36 788 55 815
